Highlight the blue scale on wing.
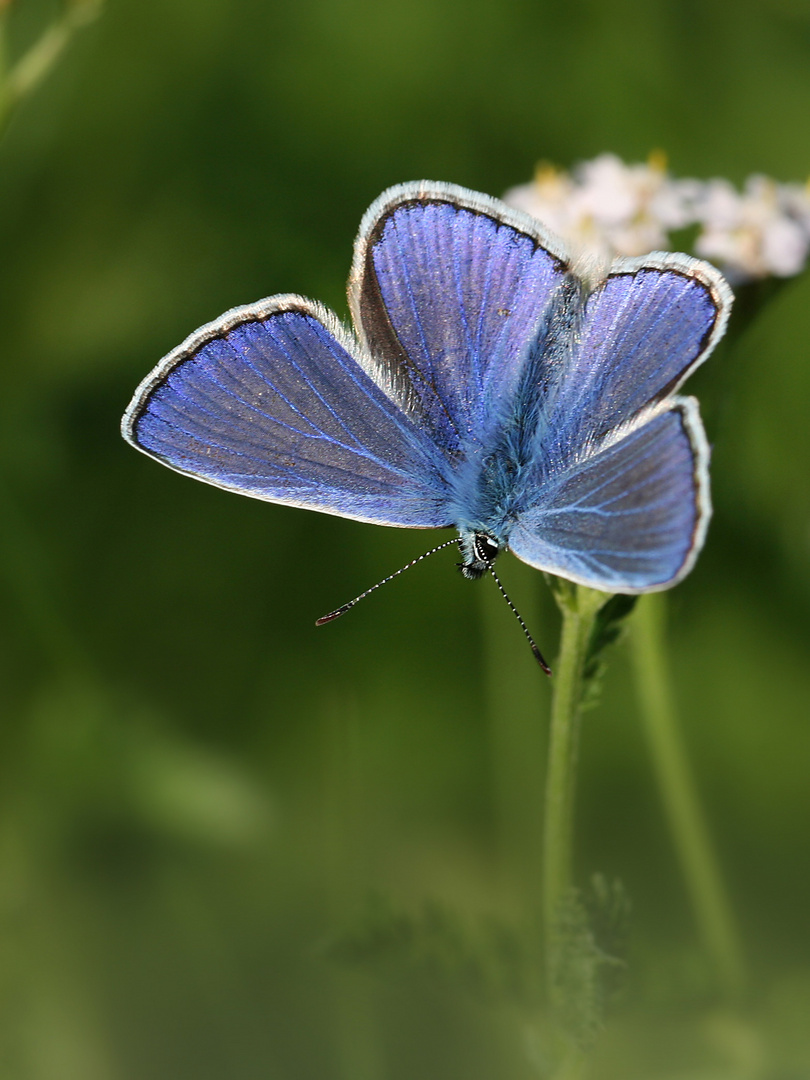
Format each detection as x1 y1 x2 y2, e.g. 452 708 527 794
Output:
125 181 730 602
509 408 703 589
134 309 452 527
360 199 567 458
535 268 720 471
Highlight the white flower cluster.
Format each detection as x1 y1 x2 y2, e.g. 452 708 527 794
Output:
503 153 810 284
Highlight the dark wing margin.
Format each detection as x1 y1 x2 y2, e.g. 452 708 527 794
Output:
121 295 452 529
535 251 732 469
348 181 571 456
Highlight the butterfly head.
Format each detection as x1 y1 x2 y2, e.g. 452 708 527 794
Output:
458 531 501 580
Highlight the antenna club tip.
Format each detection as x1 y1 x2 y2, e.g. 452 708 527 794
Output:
489 566 550 673
315 609 344 626
532 646 552 676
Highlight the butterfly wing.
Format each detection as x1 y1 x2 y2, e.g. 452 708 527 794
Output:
350 189 730 590
122 296 452 528
124 187 730 591
507 252 731 592
535 252 731 470
509 400 710 591
349 182 571 457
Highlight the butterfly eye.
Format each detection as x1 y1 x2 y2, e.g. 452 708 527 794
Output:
473 534 500 565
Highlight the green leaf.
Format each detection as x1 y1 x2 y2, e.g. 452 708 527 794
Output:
548 875 630 1051
581 593 638 711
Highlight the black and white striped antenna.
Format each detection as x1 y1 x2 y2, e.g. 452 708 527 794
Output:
315 537 551 673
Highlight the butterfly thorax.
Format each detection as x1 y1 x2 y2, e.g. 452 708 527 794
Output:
448 395 539 570
450 366 548 554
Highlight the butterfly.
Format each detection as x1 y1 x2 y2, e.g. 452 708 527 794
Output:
121 181 732 670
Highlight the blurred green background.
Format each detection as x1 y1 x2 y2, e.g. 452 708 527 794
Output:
1 0 810 1076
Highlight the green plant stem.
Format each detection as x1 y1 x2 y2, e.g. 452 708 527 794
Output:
542 584 608 990
0 1 103 135
631 592 746 1000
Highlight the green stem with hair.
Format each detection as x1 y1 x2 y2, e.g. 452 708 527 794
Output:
542 582 609 993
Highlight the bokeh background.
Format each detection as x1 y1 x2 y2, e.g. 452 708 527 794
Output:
1 0 810 1076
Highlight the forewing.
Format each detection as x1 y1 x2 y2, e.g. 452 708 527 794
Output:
508 401 709 592
536 253 731 470
350 182 570 456
122 296 451 528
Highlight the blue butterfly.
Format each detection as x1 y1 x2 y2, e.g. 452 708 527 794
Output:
122 182 731 670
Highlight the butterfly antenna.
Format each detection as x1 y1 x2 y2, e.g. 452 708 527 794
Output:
489 567 552 675
315 537 460 626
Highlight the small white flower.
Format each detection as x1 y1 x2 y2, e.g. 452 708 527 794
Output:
777 180 810 235
693 174 810 282
504 154 810 284
505 152 696 260
573 153 643 228
504 163 613 264
503 163 580 241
